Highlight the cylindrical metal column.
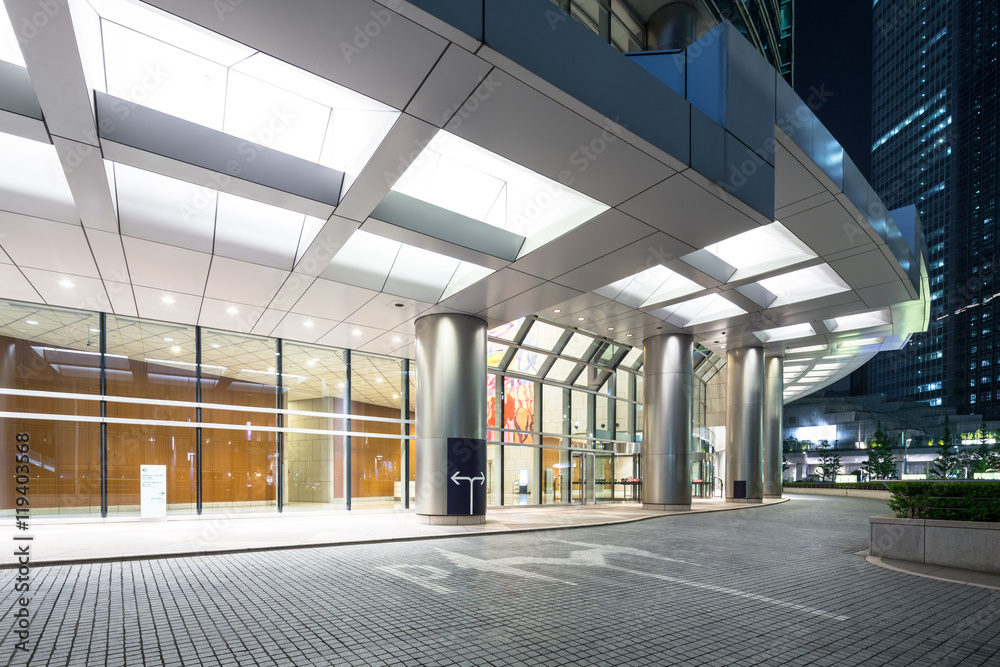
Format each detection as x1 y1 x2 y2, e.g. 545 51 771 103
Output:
414 313 487 525
726 346 764 503
763 353 784 498
642 333 693 511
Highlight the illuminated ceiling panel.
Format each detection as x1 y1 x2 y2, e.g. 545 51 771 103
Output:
391 130 608 242
89 0 398 188
698 222 815 282
827 310 891 332
756 264 851 306
756 323 816 342
322 231 493 304
0 133 77 223
653 293 746 327
594 264 703 309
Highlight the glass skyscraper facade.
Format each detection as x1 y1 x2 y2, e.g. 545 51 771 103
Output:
864 0 952 409
864 0 1000 417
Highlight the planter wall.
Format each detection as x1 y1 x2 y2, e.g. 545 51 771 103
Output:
870 515 1000 574
785 488 892 500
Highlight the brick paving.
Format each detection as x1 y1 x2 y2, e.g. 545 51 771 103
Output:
1 495 999 666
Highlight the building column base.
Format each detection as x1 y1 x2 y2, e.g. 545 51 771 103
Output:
763 494 783 499
726 498 764 504
643 503 691 511
416 514 486 525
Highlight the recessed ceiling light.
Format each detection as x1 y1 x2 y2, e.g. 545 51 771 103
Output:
268 367 275 372
171 346 181 353
26 320 38 325
337 382 345 388
394 302 405 308
376 377 383 383
577 317 585 321
90 328 100 333
392 336 401 343
352 329 362 336
608 327 615 331
211 344 220 348
307 360 315 367
626 334 633 337
227 306 239 314
164 337 173 342
59 279 74 288
392 393 399 399
162 295 175 304
304 320 314 328
553 309 561 313
312 358 319 362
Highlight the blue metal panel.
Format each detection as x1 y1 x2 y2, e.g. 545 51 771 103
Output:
483 0 690 164
685 23 726 127
724 132 775 219
774 74 812 150
724 24 776 165
405 0 484 41
627 51 686 97
690 106 725 186
842 153 869 215
810 120 844 190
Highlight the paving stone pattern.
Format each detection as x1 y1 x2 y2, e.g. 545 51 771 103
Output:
2 496 999 666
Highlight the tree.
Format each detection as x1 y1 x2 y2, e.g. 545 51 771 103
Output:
814 440 841 482
930 416 960 479
860 421 897 480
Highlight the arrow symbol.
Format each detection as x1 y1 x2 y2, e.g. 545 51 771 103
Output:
451 471 485 515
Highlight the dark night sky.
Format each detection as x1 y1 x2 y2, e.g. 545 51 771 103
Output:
793 1 874 181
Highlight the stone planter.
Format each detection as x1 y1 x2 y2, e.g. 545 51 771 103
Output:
870 515 1000 574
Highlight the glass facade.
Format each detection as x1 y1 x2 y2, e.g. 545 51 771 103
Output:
0 299 723 516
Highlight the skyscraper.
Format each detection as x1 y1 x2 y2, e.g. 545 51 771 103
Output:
862 0 953 410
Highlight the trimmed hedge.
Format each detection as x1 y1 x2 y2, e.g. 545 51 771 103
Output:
887 481 1000 522
784 482 888 491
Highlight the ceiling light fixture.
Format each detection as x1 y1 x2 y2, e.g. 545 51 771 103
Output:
162 295 175 304
59 279 74 288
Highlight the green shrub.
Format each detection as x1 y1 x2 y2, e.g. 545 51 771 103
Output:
887 481 1000 522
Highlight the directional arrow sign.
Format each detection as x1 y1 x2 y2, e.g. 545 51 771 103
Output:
451 471 485 515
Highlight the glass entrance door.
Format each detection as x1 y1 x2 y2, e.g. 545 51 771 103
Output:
571 451 596 504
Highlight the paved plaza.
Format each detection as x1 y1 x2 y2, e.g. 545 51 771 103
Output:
2 496 999 666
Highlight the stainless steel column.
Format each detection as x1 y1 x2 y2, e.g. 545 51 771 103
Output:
414 313 487 525
763 352 784 498
726 346 764 503
642 333 693 511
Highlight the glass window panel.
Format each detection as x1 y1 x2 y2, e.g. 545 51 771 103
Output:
620 347 642 369
562 332 595 359
487 373 498 430
350 352 404 509
488 317 524 341
487 341 508 368
282 341 347 510
0 302 101 515
616 370 631 398
105 315 197 515
502 444 539 506
546 358 579 383
595 391 611 440
200 329 278 513
541 384 565 443
521 320 566 352
486 443 501 506
571 390 590 440
503 377 536 444
616 399 633 442
593 342 623 368
508 348 545 376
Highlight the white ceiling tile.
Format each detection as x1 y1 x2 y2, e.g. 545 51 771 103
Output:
444 70 673 206
774 143 827 210
132 285 202 325
198 297 264 333
405 45 492 128
553 232 695 293
270 312 338 344
115 163 217 253
250 308 286 337
0 133 78 224
21 268 112 311
439 268 543 312
479 282 583 323
84 230 130 284
359 330 413 357
290 278 378 321
123 236 211 296
345 293 434 330
214 193 304 270
0 264 41 302
104 281 138 317
829 250 902 290
317 322 385 349
857 282 912 309
204 256 289 308
618 174 758 249
0 213 99 278
782 201 870 258
510 209 657 280
268 273 316 311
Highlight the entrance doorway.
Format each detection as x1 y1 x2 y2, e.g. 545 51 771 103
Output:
571 451 596 504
